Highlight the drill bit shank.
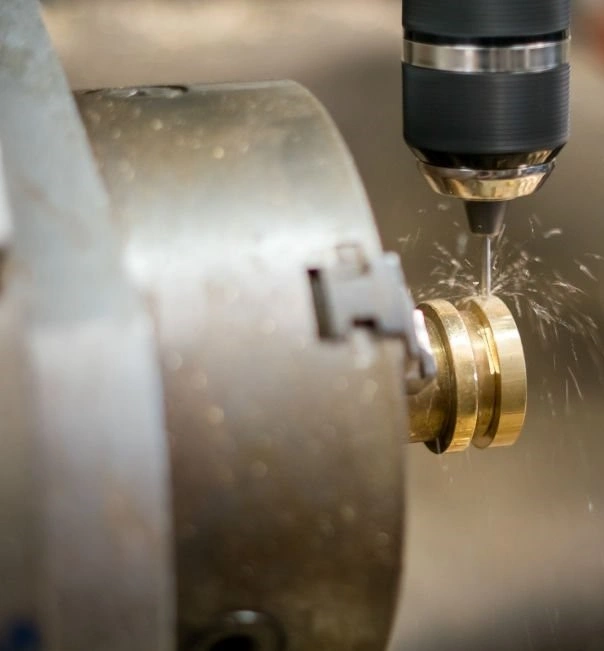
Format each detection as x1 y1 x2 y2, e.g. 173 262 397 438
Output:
481 236 492 296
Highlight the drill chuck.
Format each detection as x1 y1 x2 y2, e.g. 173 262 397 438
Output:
402 0 571 235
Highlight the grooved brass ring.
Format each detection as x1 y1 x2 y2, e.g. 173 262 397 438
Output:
418 300 478 453
461 297 527 448
409 296 527 454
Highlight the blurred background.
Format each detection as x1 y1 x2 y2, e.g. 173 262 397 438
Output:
41 1 604 650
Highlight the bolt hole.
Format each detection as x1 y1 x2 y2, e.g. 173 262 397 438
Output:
209 635 256 651
184 611 284 651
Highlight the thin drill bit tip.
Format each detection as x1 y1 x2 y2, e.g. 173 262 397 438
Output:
481 236 492 296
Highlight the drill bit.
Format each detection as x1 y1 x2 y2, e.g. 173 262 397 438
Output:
481 236 492 296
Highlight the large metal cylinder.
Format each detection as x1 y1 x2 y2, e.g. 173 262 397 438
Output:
77 81 408 651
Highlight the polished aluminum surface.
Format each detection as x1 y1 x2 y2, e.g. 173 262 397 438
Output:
0 2 174 650
77 81 407 651
403 38 570 74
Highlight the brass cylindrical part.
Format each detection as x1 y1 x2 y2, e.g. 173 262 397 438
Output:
409 296 527 454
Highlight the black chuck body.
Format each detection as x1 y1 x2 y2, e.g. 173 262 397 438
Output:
402 0 571 235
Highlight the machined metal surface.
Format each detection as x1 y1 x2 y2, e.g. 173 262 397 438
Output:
409 297 527 453
77 81 407 651
418 161 555 202
0 2 174 650
403 38 570 74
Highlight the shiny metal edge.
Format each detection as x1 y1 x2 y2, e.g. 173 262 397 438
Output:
418 162 555 201
402 38 570 74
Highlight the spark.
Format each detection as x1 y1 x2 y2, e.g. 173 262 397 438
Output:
568 368 584 401
543 228 563 239
578 263 598 282
405 222 604 412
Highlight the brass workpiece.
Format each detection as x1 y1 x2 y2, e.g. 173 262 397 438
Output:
408 296 527 454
